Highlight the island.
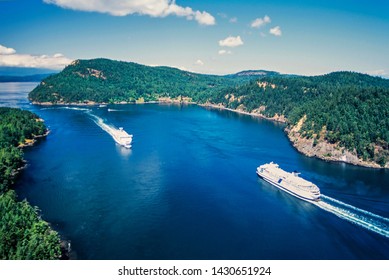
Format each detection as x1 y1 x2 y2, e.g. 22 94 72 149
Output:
29 58 389 168
0 107 61 260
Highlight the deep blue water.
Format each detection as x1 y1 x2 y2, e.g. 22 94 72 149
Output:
1 82 389 259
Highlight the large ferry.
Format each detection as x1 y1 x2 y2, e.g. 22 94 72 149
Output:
111 127 133 148
256 162 320 202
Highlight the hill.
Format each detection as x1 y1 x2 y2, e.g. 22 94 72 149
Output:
29 59 263 104
209 71 389 167
227 70 280 79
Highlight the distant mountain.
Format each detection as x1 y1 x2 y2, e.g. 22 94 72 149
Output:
0 74 54 82
230 70 280 77
0 66 59 76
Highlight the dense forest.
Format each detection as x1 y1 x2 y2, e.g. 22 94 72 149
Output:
210 72 389 166
0 107 61 259
29 59 273 104
29 59 389 167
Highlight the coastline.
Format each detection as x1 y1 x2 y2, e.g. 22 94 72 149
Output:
15 123 69 259
30 96 196 106
199 102 288 124
285 127 387 169
200 103 388 169
31 99 387 169
18 129 50 148
0 109 65 260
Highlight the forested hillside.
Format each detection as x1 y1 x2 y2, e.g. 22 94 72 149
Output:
29 59 260 104
0 107 61 259
210 72 389 166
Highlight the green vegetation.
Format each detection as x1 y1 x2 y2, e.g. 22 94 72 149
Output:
29 59 389 166
29 59 266 104
0 107 61 259
0 190 61 259
210 72 389 166
0 107 46 192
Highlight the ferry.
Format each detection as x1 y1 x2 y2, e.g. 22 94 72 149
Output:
111 127 133 148
256 162 320 202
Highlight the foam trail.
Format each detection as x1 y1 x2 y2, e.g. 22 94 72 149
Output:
58 108 131 147
62 106 91 111
87 112 119 142
321 195 389 223
42 106 91 112
314 195 389 238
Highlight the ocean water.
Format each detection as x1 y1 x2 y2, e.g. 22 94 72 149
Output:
1 82 389 259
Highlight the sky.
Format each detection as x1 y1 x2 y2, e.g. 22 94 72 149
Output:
0 0 389 77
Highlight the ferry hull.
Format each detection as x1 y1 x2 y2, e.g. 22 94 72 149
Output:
112 127 133 149
257 171 320 203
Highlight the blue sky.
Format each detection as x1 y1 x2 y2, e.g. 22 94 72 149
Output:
0 0 388 77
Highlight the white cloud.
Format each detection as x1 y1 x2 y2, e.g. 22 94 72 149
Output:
251 15 271 28
0 44 72 69
44 0 215 25
219 36 243 47
195 59 204 66
229 17 237 23
269 26 282 36
194 10 215 25
0 45 16 55
218 49 232 55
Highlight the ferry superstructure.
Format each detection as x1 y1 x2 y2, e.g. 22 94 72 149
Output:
111 127 133 148
256 162 320 202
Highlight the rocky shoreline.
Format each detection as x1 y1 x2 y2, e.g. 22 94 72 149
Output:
18 129 50 148
285 127 387 169
200 102 287 123
201 103 388 169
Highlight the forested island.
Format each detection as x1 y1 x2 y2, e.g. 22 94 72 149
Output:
0 107 61 259
29 59 277 104
29 59 389 168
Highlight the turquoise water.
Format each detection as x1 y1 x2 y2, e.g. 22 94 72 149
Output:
1 82 389 259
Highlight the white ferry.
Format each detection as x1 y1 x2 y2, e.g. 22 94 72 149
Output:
256 162 320 202
112 127 133 148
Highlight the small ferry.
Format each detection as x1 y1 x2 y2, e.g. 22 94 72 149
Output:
257 162 320 202
111 127 133 148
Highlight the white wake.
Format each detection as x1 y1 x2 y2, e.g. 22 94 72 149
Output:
59 106 129 146
87 113 122 144
313 194 389 238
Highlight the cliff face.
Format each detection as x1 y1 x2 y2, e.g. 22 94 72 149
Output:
286 116 389 169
